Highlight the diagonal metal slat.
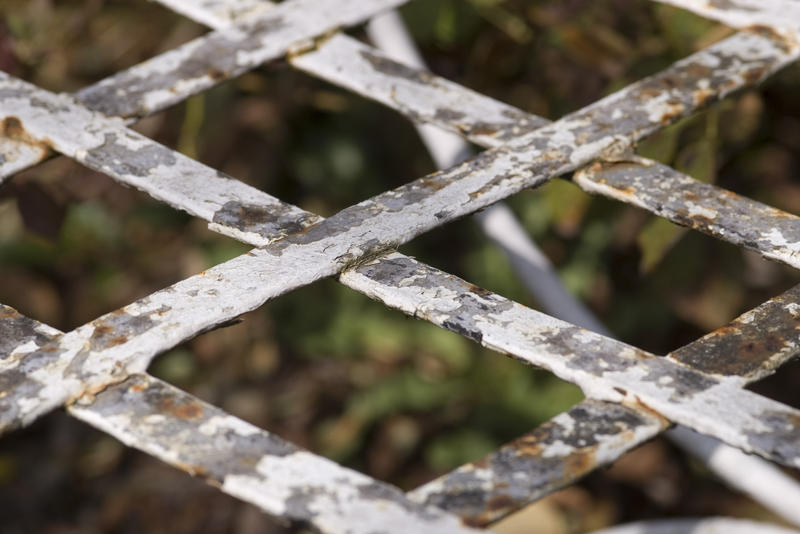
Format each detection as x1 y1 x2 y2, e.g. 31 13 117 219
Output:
573 158 800 268
289 33 800 269
0 304 485 533
4 274 798 528
0 0 404 182
343 253 800 468
70 374 485 534
72 0 405 119
650 0 800 40
407 283 800 524
410 399 668 527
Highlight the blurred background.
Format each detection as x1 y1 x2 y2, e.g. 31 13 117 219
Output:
0 0 799 532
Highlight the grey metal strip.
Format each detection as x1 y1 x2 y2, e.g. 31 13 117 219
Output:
406 282 800 524
573 158 800 269
0 0 404 182
0 306 483 533
73 0 404 118
291 34 800 269
69 374 485 534
409 399 668 527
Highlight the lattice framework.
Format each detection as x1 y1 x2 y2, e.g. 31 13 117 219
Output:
1 0 799 531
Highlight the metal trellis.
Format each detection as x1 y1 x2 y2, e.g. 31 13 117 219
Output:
1 0 799 532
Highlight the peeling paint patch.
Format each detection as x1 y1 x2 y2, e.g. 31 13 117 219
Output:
575 158 800 268
409 400 666 526
69 374 481 533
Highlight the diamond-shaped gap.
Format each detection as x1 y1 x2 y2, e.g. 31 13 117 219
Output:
3 0 206 93
400 164 799 358
154 56 439 221
147 275 583 491
0 151 248 331
0 409 277 533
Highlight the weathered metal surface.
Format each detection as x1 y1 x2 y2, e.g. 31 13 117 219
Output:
153 0 270 29
574 158 800 269
651 0 800 41
0 305 484 531
73 0 404 118
343 253 800 468
406 282 800 524
669 284 800 381
291 34 549 147
0 0 404 182
0 305 61 364
1 31 797 450
68 373 484 534
2 0 797 528
409 399 668 526
0 73 321 246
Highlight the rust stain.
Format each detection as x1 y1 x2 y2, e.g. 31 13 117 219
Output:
174 459 212 480
157 397 204 420
485 494 515 513
128 381 149 393
561 447 597 481
742 65 768 85
467 284 494 298
746 24 794 53
639 87 661 99
418 175 449 192
93 324 113 337
692 88 715 107
511 433 544 457
207 68 226 81
660 106 685 125
468 124 500 137
1 116 25 138
107 336 128 347
1 116 53 149
0 307 19 319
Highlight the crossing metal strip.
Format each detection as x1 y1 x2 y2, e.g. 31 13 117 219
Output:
0 0 796 528
1 24 798 463
0 0 405 182
2 275 797 528
289 32 800 269
408 283 800 525
2 2 799 269
0 305 484 534
573 158 800 268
